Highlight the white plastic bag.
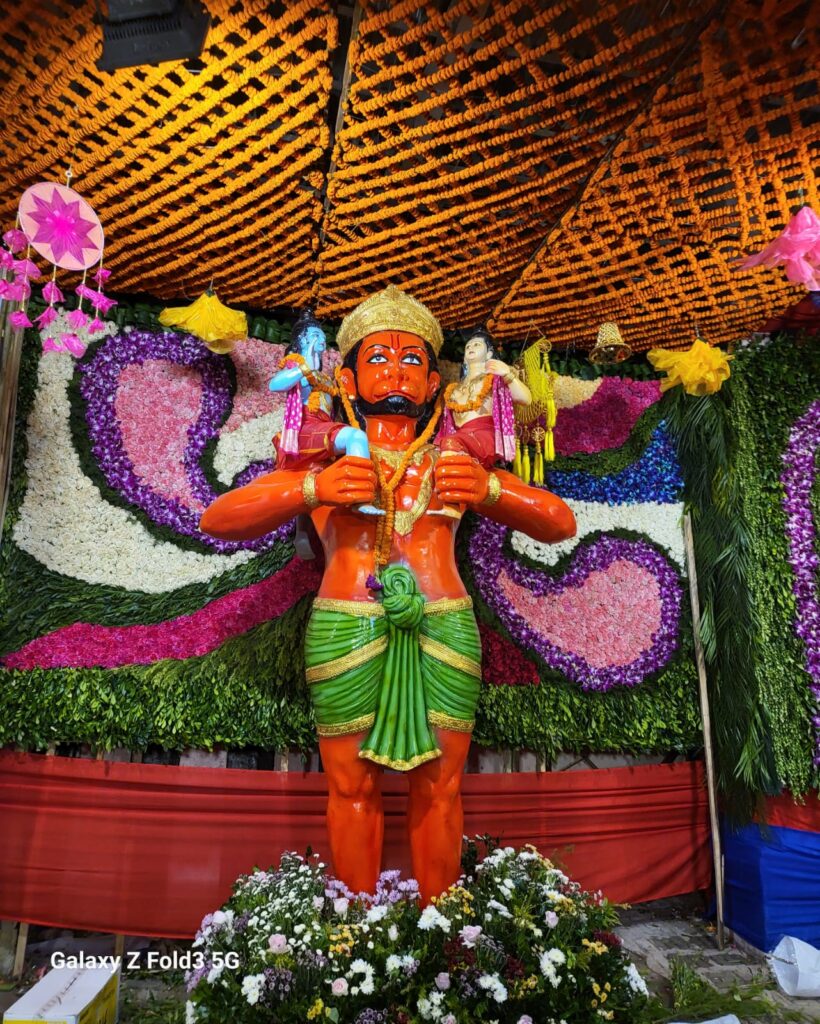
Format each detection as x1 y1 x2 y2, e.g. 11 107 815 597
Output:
669 1016 740 1024
770 935 820 998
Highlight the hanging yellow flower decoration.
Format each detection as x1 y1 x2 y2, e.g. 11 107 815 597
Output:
159 288 247 354
647 338 732 396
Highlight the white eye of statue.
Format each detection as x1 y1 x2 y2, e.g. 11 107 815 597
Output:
401 353 423 365
367 352 388 363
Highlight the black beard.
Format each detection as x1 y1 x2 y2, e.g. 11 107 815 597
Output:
354 394 426 420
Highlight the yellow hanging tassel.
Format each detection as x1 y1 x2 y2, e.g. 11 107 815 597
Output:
522 443 531 484
544 428 555 462
534 441 544 485
512 436 523 480
543 351 557 462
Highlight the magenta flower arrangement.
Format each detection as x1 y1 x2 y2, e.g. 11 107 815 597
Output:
1 558 322 671
781 399 820 766
553 377 660 456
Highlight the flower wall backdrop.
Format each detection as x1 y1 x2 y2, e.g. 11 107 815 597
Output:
0 312 700 758
727 335 820 794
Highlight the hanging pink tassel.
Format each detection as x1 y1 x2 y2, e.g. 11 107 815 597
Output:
67 308 89 330
3 228 27 253
42 280 65 304
41 335 64 354
91 291 117 314
94 267 111 286
5 278 31 302
13 257 41 279
0 249 14 270
0 280 8 299
36 307 59 329
88 317 107 335
76 283 97 301
10 310 33 330
60 333 86 357
740 205 820 291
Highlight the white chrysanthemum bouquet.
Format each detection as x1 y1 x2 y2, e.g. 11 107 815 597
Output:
186 841 649 1023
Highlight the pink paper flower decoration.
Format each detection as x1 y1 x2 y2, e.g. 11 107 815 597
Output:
67 308 90 330
3 227 27 253
10 311 33 330
740 205 820 291
0 249 15 270
60 333 86 357
91 291 117 314
35 306 58 329
42 279 64 304
94 266 111 285
41 335 64 353
4 277 32 301
76 283 96 301
26 188 98 266
13 257 41 279
88 317 107 335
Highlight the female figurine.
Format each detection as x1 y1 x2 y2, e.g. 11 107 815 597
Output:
438 327 531 468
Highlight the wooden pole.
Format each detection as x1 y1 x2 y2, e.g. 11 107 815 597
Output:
12 922 28 979
0 300 25 545
683 512 726 948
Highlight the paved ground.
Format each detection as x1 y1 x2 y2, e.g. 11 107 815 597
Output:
2 897 819 1022
617 896 820 1022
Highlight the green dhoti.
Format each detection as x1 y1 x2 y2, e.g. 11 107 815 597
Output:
304 565 481 771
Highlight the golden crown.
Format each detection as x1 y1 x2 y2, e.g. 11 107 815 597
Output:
335 285 444 359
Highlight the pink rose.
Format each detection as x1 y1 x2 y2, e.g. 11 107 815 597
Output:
331 977 348 996
459 924 482 948
268 933 288 953
435 972 450 990
545 911 559 928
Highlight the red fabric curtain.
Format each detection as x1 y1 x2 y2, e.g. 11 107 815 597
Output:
764 791 820 832
0 752 711 938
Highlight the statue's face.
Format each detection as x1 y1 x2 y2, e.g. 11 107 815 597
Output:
464 335 489 364
301 324 326 369
345 330 440 409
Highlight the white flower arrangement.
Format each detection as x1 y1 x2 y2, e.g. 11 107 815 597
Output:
185 843 652 1023
511 498 686 570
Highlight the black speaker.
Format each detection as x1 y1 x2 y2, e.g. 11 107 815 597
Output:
98 0 210 71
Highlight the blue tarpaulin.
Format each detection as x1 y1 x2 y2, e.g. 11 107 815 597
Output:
723 822 820 951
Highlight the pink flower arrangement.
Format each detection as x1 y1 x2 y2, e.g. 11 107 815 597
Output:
116 360 207 511
222 339 285 432
1 558 321 670
499 559 663 670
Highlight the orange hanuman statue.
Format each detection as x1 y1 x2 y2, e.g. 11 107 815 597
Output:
200 287 576 903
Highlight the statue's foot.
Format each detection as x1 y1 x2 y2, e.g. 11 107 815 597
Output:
355 504 386 516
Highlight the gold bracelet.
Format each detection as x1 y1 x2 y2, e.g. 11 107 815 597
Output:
302 471 320 509
482 471 502 506
503 370 516 386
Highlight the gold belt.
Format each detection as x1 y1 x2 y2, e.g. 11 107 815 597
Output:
312 595 473 618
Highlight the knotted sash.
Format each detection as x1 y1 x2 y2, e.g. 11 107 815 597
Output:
304 567 481 771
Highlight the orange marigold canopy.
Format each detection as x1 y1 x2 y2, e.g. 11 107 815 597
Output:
0 0 816 351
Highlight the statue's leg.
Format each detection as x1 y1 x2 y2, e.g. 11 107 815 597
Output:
318 731 384 894
407 728 472 905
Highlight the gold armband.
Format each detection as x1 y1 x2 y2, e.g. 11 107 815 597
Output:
482 471 502 506
503 370 517 386
302 471 320 509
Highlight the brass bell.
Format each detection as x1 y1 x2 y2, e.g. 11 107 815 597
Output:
588 322 632 364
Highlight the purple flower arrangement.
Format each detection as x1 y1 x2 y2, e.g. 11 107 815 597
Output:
781 400 820 766
78 329 284 553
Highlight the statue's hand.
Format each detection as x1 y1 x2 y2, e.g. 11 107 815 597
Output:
316 456 377 507
485 358 511 377
434 453 489 504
